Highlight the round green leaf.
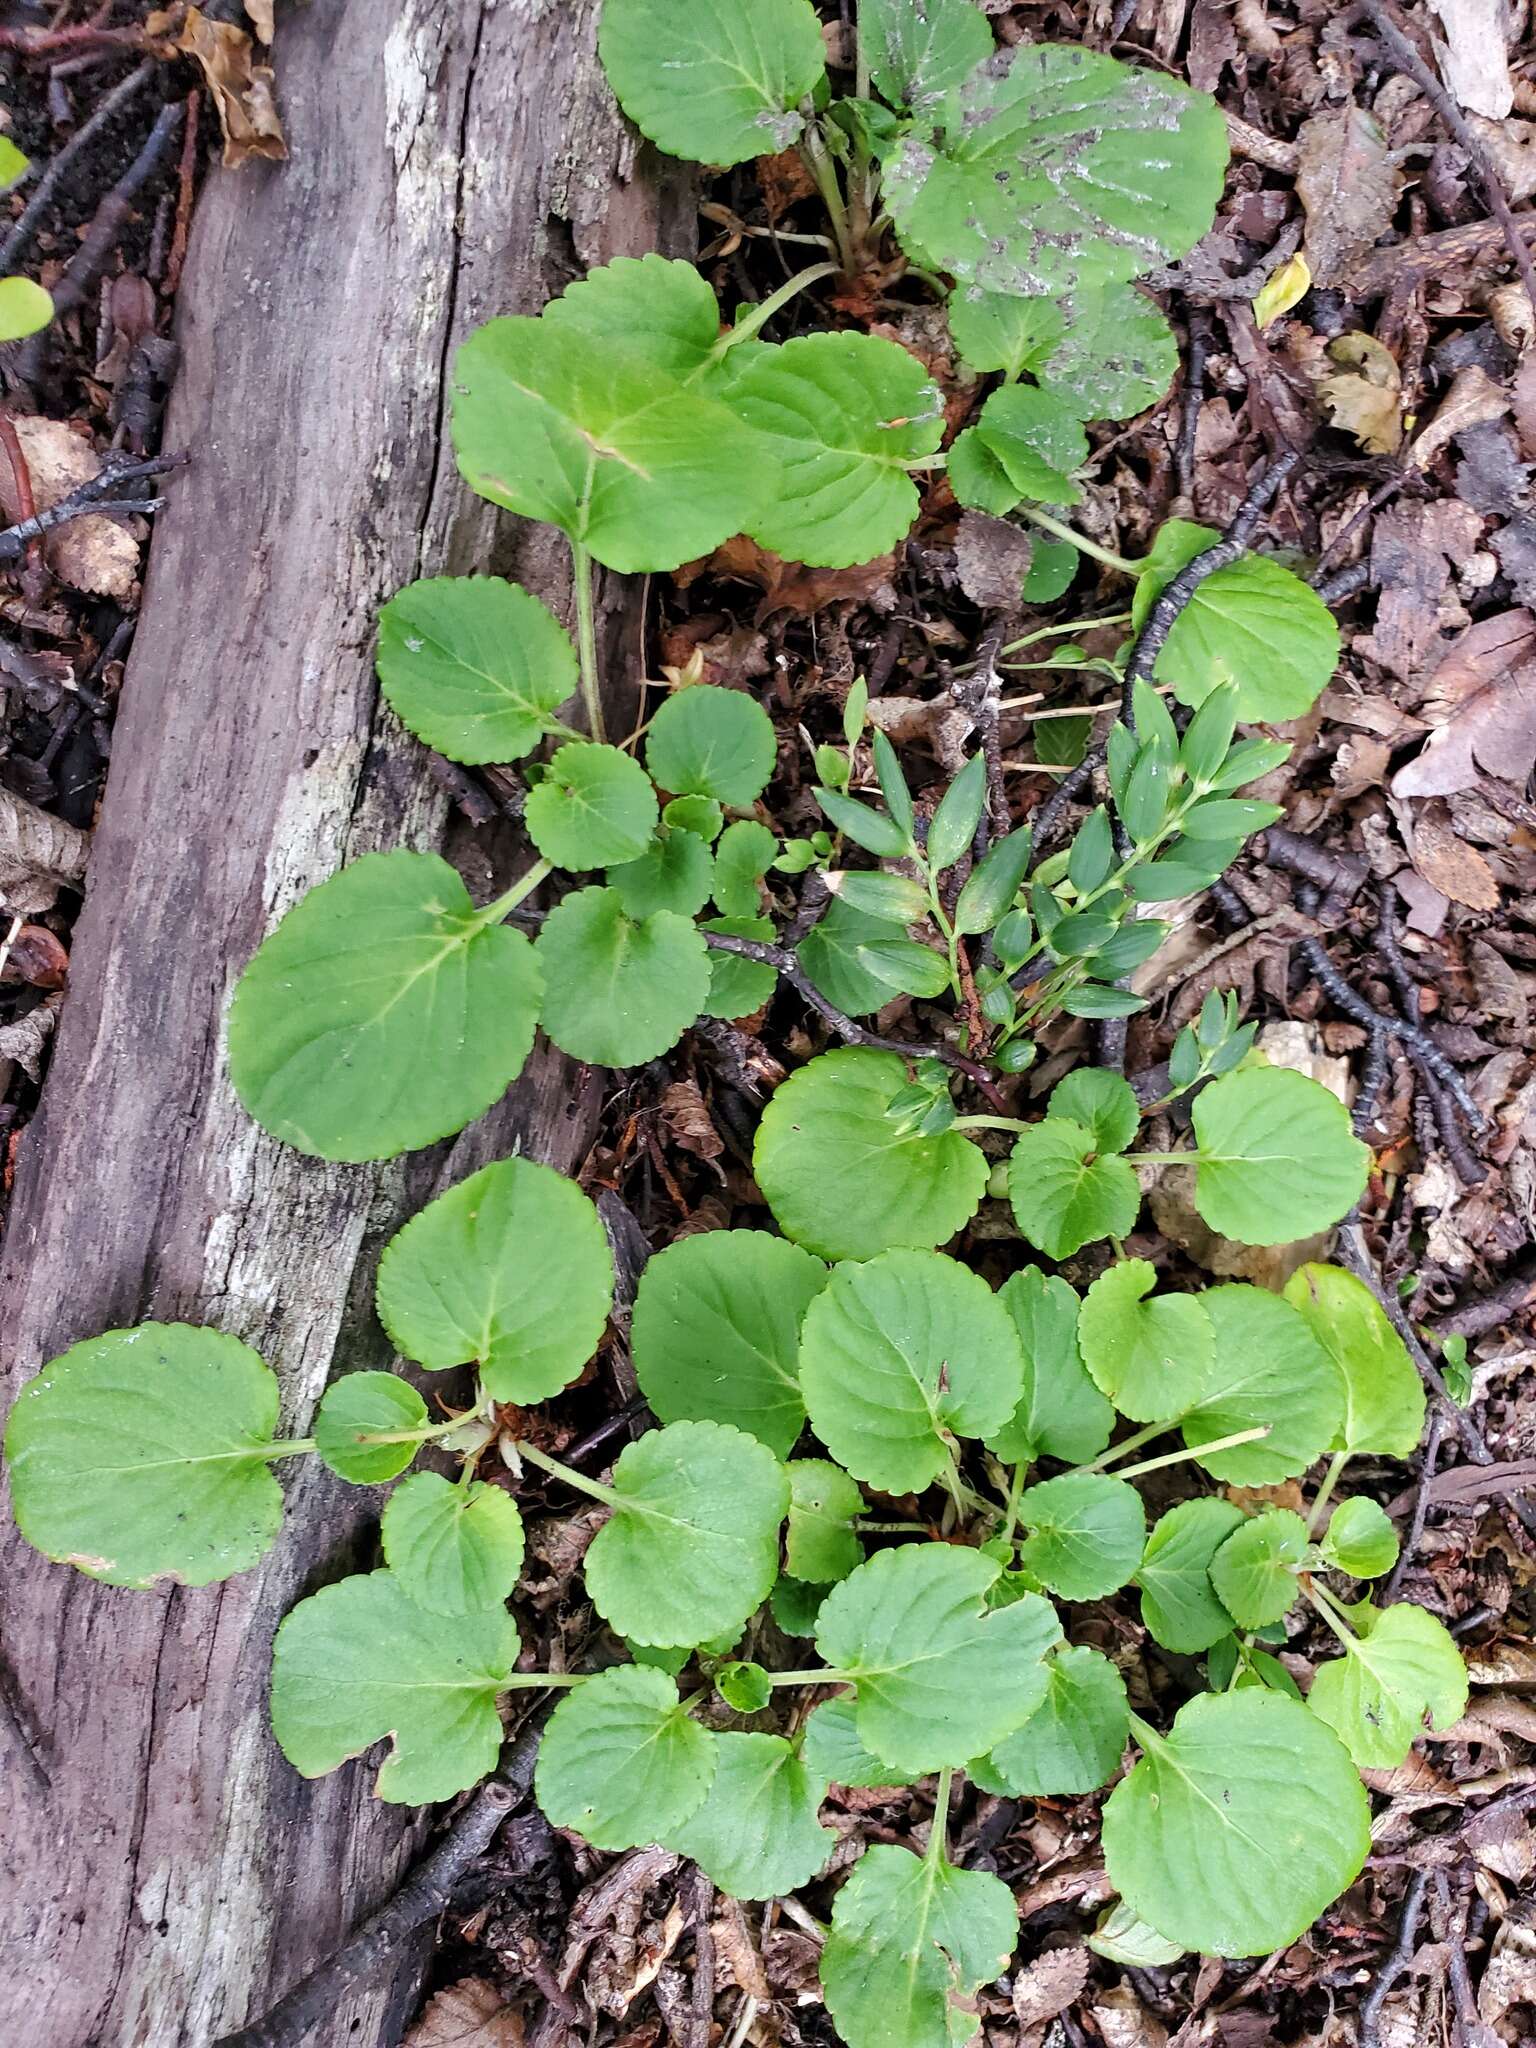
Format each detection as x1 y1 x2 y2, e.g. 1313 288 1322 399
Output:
1282 1263 1426 1460
1209 1508 1306 1629
536 1663 717 1849
631 1228 826 1456
535 885 710 1068
885 44 1229 301
1016 1471 1146 1602
966 383 1087 506
1322 1497 1399 1581
375 576 577 765
0 275 52 343
770 1574 829 1639
1130 520 1340 721
5 1323 282 1589
598 0 826 165
1191 1066 1370 1247
982 1643 1129 1795
701 913 778 1018
608 827 715 920
715 1660 772 1714
229 850 542 1162
799 1250 1023 1493
1077 1260 1215 1422
584 1420 789 1647
711 817 776 916
644 685 776 805
1050 1067 1139 1153
822 1845 1017 2048
948 288 1065 383
270 1569 519 1804
1007 1117 1141 1260
452 315 770 573
728 332 945 568
799 899 915 1017
666 794 724 842
800 1693 911 1788
525 742 658 870
755 1048 989 1261
666 1731 833 1899
859 0 993 111
1088 1902 1187 1969
1102 1691 1371 1958
986 1267 1113 1466
949 283 1177 422
1307 1600 1468 1769
381 1472 525 1614
375 1157 613 1404
1179 1285 1345 1484
314 1372 428 1484
787 1459 867 1584
814 1544 1062 1773
1135 1497 1244 1654
540 254 724 382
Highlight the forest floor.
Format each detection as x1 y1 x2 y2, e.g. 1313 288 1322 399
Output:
3 4 1536 2048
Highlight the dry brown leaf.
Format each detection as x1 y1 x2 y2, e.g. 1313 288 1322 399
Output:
1479 1895 1536 2031
1410 799 1501 909
1466 1641 1536 1684
0 991 62 1084
688 535 897 622
1410 364 1512 471
1470 111 1536 201
1092 1985 1169 2048
1 923 67 989
0 789 91 916
1296 106 1401 287
245 0 275 44
1431 0 1515 118
1394 616 1536 797
152 6 286 167
954 509 1033 613
405 1978 524 2048
1360 500 1483 682
1317 332 1403 453
0 417 141 599
1012 1947 1091 2028
658 1079 724 1175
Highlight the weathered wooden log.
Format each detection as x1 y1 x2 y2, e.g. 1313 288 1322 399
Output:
0 3 686 2041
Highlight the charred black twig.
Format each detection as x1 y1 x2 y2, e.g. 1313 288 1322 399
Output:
1358 1871 1429 2048
0 449 186 563
1355 1024 1391 1136
1262 828 1367 920
1423 1257 1536 1342
1030 743 1106 850
1174 309 1210 505
1382 1408 1447 1603
1313 560 1373 606
0 59 157 275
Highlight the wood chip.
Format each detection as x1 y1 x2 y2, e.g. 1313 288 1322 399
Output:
1431 0 1515 117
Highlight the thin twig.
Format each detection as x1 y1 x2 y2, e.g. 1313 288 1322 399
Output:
1358 1871 1428 2048
686 1867 716 2048
35 98 185 325
0 449 186 562
1174 309 1210 505
1383 1407 1447 1603
0 59 157 274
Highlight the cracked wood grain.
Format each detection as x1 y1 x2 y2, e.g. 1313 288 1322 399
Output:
0 3 690 2043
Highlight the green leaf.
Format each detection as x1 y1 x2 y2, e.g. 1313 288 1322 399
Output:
829 870 930 922
715 1659 772 1712
1208 1508 1306 1628
966 383 1087 505
0 275 52 343
1135 1498 1244 1654
314 1372 428 1484
815 788 911 860
645 684 776 805
928 754 987 871
535 885 710 1067
1282 1263 1427 1459
584 1420 789 1647
728 332 944 568
955 826 1033 935
1129 520 1340 721
711 817 778 916
451 316 768 573
787 1459 867 1583
1087 1902 1186 1969
854 937 952 1000
982 1643 1129 1794
799 1249 1023 1492
609 827 715 920
1102 1690 1371 1958
1322 1497 1399 1581
270 1569 519 1804
1307 1600 1468 1769
755 1047 989 1260
859 0 994 110
0 138 29 190
948 283 1177 423
525 742 658 869
986 1268 1113 1466
666 1732 834 1898
1077 1260 1215 1422
1050 1067 1138 1154
666 794 724 842
770 1574 828 1638
801 899 921 1015
536 1664 717 1849
375 576 577 765
815 1545 1061 1772
375 1157 613 1403
381 1472 525 1614
539 253 725 382
885 45 1228 301
598 0 826 165
229 851 542 1162
1191 1066 1370 1247
1180 1285 1345 1483
822 1845 1017 2048
1016 1472 1145 1601
1007 1117 1141 1260
5 1323 283 1589
631 1228 827 1456
1024 537 1079 601
701 914 779 1018
947 289 1066 383
801 1693 909 1788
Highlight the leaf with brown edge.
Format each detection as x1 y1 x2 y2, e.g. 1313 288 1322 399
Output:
151 6 287 167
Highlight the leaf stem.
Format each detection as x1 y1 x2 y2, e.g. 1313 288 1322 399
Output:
1019 506 1141 578
1306 1451 1350 1538
925 1766 954 1866
998 1463 1026 1550
798 122 856 273
512 1437 623 1509
570 539 606 743
475 858 553 928
354 1416 470 1449
1078 1419 1173 1474
998 611 1134 657
497 1672 589 1691
1130 1150 1199 1167
1111 1425 1271 1481
721 260 839 347
853 1520 934 1536
767 1667 858 1688
258 1436 317 1460
1302 1578 1358 1647
951 1114 1030 1134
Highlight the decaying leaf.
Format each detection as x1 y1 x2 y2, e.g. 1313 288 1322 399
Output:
687 535 897 623
1296 106 1401 289
658 1079 723 1173
1470 110 1536 201
954 509 1033 613
1409 800 1500 910
149 6 287 168
0 789 91 916
1394 616 1536 796
1013 1946 1092 2028
1253 251 1311 331
0 417 142 599
1317 333 1403 454
246 0 275 44
1410 364 1511 472
0 991 62 1083
1479 1896 1536 2031
1431 0 1515 118
1092 1984 1169 2048
404 1977 524 2048
1 923 68 989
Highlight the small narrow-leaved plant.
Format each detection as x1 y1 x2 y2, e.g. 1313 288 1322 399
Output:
3 6 1459 2046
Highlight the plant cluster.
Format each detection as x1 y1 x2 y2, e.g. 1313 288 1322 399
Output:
2 4 1468 2045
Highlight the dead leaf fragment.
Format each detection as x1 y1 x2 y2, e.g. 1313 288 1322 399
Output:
152 6 286 167
405 1978 524 2048
1410 364 1511 472
1013 1947 1091 2028
1092 1984 1169 2048
0 790 91 916
0 417 141 599
1 923 67 988
245 0 274 44
954 509 1033 612
1317 332 1403 454
1297 106 1401 288
1410 800 1501 909
0 993 61 1083
1431 0 1515 118
1394 628 1536 798
686 535 896 623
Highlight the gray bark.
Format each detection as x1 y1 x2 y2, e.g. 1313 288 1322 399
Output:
0 2 686 2041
